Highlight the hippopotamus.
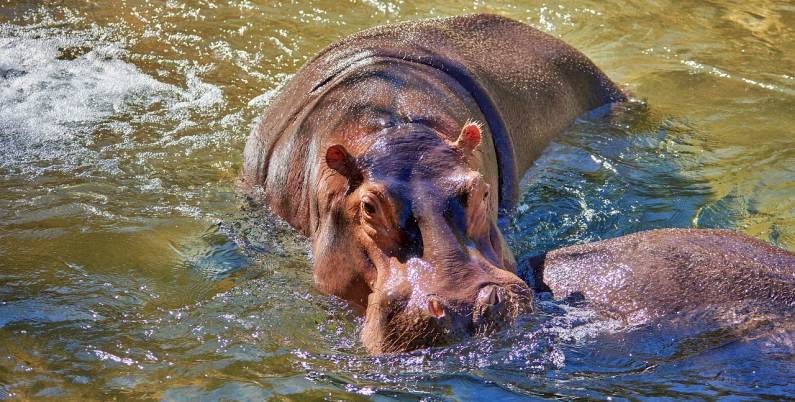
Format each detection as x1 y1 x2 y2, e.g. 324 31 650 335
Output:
526 229 795 325
242 13 795 354
241 13 628 353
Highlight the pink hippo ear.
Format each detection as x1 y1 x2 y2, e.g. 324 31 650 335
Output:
325 144 363 187
455 121 482 155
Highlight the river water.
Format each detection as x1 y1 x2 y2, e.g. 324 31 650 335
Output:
1 0 794 400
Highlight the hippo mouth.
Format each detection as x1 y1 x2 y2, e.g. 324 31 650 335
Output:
362 282 534 354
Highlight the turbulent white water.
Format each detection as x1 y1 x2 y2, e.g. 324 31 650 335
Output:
0 24 226 180
0 37 164 137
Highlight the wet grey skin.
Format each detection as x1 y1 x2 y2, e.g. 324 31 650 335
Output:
526 229 795 327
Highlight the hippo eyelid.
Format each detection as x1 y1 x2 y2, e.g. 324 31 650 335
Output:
362 199 377 215
373 190 389 202
452 174 482 207
360 193 380 216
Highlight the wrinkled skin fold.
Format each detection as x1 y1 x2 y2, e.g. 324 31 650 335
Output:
241 14 625 353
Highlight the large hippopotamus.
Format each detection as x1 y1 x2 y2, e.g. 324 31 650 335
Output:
240 13 795 354
241 14 625 353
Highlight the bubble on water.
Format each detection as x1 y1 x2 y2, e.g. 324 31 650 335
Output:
92 349 136 366
140 177 163 192
360 0 401 14
173 71 224 110
170 224 251 280
0 22 227 179
0 385 15 400
0 38 161 135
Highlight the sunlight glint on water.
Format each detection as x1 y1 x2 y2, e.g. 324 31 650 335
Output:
1 0 794 399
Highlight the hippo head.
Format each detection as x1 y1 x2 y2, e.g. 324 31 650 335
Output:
313 122 533 354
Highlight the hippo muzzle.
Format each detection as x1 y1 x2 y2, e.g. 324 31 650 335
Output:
362 255 533 354
329 126 536 353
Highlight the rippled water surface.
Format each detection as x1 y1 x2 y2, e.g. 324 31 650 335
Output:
1 0 794 399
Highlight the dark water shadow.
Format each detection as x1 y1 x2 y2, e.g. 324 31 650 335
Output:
506 102 714 271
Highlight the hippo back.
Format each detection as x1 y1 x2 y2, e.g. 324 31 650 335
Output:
532 229 795 324
241 14 625 235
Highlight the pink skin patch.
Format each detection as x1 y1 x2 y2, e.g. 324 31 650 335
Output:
460 122 481 151
325 144 361 181
325 145 346 168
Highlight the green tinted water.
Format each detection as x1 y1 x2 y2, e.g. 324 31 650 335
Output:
1 0 793 400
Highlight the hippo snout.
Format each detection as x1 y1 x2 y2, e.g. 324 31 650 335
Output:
473 283 533 334
362 275 533 354
473 284 510 332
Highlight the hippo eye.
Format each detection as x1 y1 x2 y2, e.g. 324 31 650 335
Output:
361 197 377 216
483 190 489 201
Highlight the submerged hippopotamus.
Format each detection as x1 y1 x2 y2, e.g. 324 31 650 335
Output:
527 229 795 326
241 13 625 353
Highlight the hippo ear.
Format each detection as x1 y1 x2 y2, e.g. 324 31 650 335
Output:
325 144 363 187
454 121 482 156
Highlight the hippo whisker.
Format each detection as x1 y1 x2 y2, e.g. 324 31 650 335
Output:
380 313 432 353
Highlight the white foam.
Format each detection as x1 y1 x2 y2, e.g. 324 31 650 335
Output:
173 71 224 110
0 25 226 177
0 36 171 141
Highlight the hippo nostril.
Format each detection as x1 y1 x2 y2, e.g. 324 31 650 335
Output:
427 296 446 318
478 284 501 306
